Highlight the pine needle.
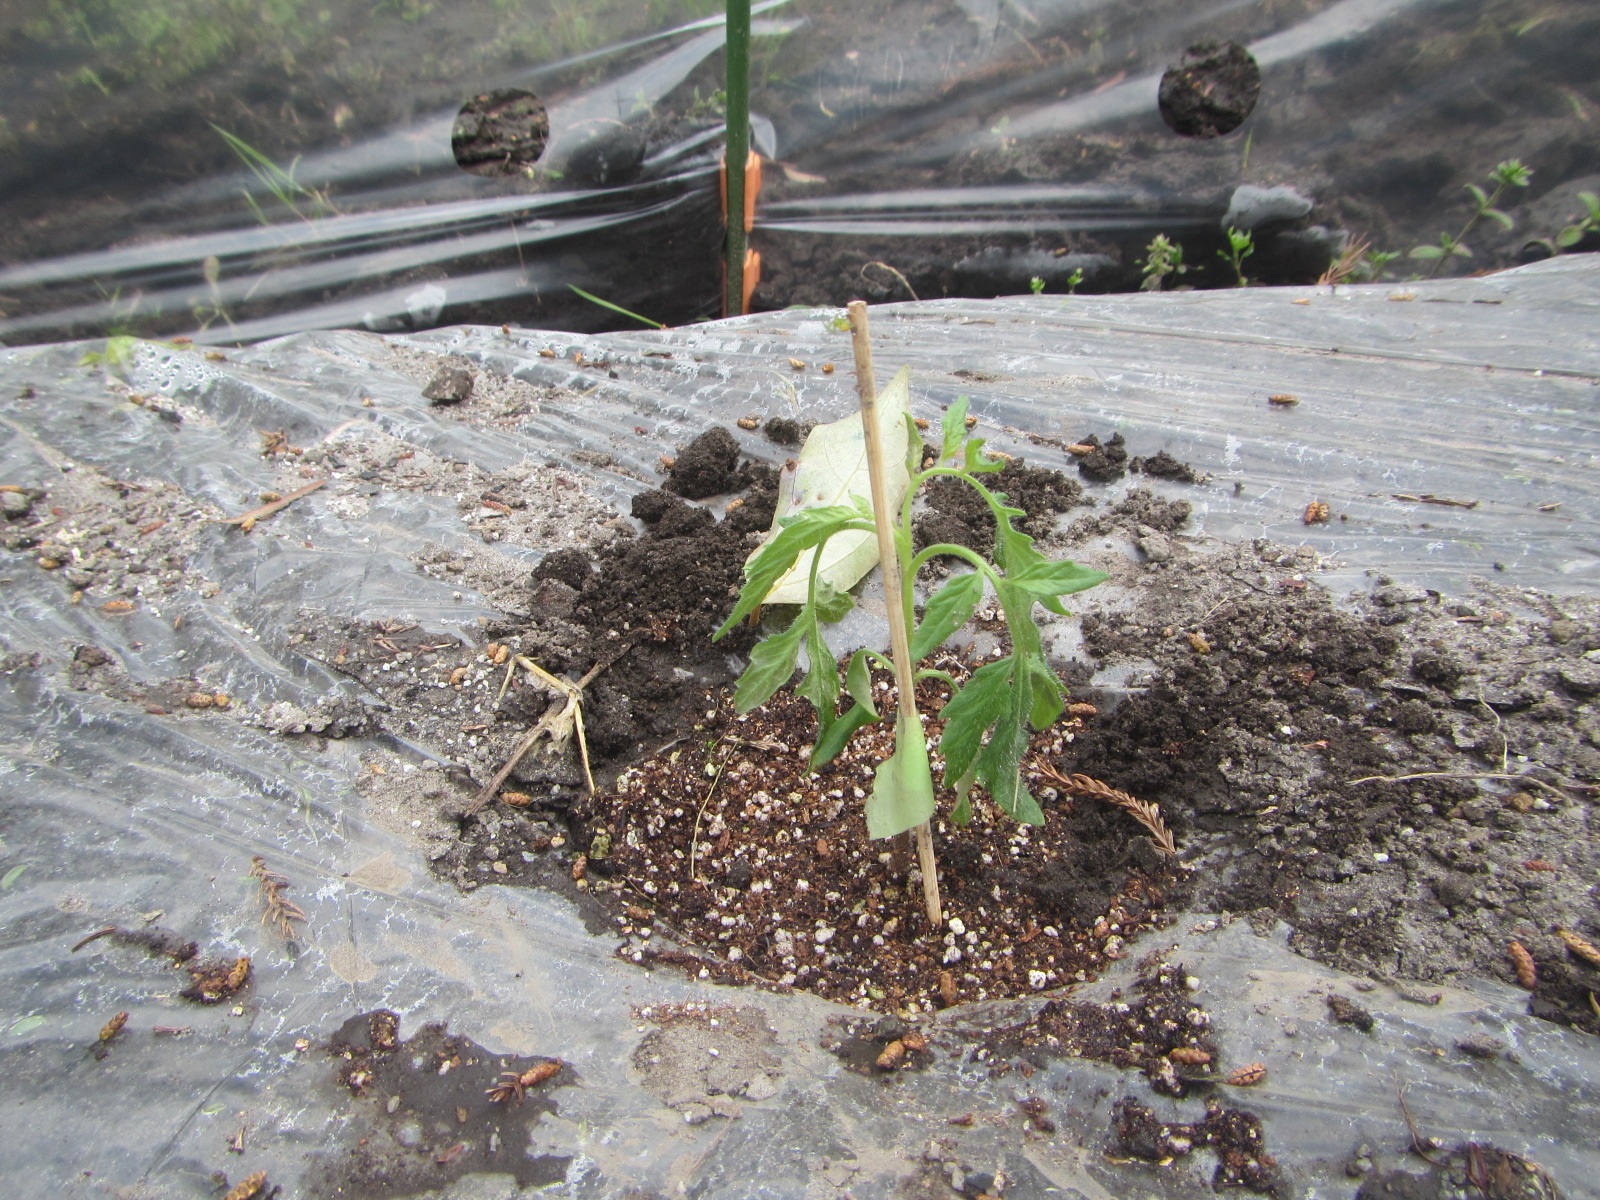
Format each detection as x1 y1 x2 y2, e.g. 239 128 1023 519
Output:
250 855 308 942
1037 765 1178 858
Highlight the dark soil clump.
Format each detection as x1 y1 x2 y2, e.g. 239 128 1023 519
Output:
667 428 743 499
916 460 1087 555
1113 1096 1282 1196
1132 450 1205 484
1074 434 1129 483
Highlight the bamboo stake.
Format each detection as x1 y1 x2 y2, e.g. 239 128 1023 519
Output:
847 299 942 929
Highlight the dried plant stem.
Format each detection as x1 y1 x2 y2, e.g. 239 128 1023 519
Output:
470 655 611 813
1348 770 1592 800
860 261 919 301
249 855 307 942
216 478 326 530
849 299 941 928
1037 765 1178 858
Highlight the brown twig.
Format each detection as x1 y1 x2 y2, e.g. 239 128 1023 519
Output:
1390 493 1479 510
71 927 118 953
1393 1072 1448 1166
1036 765 1178 857
215 479 327 530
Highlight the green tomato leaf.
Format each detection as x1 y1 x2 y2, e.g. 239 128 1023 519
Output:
716 505 863 637
938 656 1013 785
951 794 973 827
797 610 840 719
1006 558 1110 602
865 710 936 839
0 864 26 891
910 571 984 661
812 577 854 624
732 616 805 713
810 701 880 769
974 696 1043 824
941 397 970 462
963 436 1003 474
904 413 924 477
845 649 878 713
1023 651 1065 729
754 366 913 605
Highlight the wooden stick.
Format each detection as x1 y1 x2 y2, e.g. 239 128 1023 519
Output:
847 299 942 929
215 478 327 528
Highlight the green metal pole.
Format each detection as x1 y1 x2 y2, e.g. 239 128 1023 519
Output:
723 0 751 317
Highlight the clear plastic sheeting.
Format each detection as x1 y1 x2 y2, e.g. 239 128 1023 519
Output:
0 260 1597 1199
4 0 1599 344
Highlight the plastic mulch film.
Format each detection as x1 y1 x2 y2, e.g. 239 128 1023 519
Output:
0 258 1597 1198
4 0 1600 346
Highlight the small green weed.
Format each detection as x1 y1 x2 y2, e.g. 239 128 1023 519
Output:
1218 227 1254 287
1556 190 1600 250
566 285 664 329
1140 234 1186 291
1411 158 1531 276
1029 276 1045 295
212 125 336 226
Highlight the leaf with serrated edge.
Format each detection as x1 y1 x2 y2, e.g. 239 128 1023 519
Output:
938 657 1012 785
756 367 912 605
812 577 853 624
796 617 839 717
977 696 1044 824
941 397 970 462
865 711 936 839
716 505 862 637
732 617 805 712
963 436 1003 474
1023 651 1065 728
910 571 983 661
1007 559 1109 602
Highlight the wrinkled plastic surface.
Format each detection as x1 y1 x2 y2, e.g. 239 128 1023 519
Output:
1 260 1598 1198
3 0 1599 344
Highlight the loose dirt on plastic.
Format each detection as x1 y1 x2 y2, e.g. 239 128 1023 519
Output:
233 407 1597 1047
11 395 1597 1046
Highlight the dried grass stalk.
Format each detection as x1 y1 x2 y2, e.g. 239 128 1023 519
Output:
250 855 307 942
1037 766 1178 858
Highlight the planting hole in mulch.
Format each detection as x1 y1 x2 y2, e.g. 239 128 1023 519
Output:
289 408 1599 1032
